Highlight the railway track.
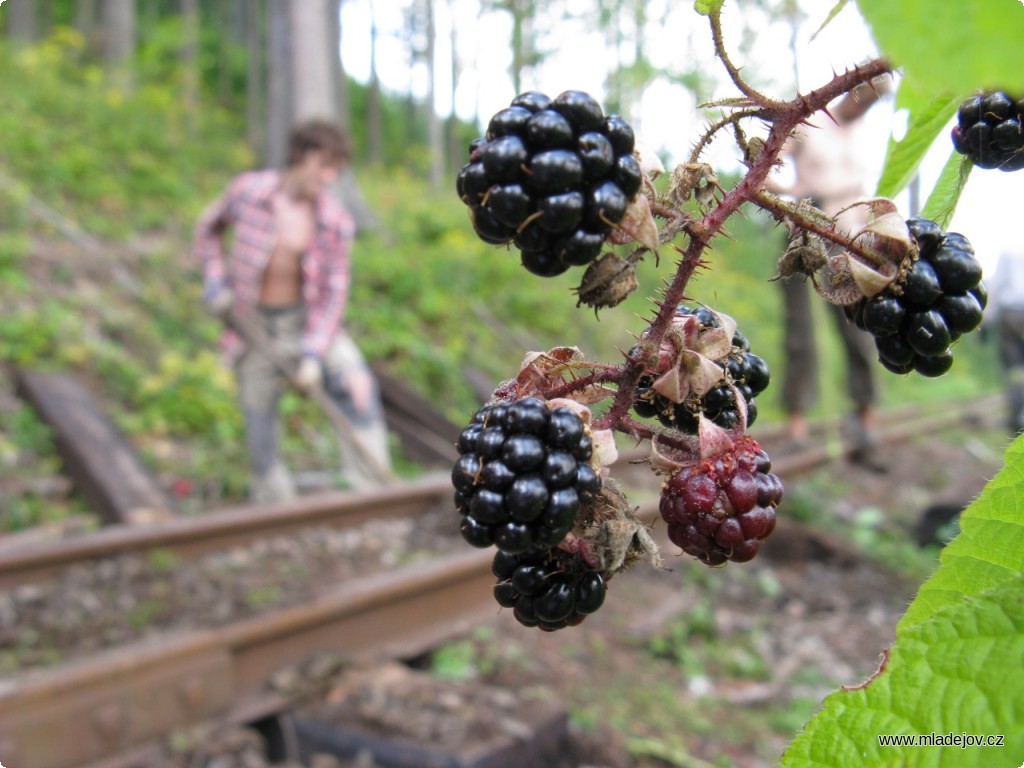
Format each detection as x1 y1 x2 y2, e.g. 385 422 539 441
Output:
0 395 1000 768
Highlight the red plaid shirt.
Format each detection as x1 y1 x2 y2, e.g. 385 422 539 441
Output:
193 169 354 363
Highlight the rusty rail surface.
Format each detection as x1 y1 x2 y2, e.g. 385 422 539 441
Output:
0 548 498 768
0 472 453 589
0 395 1001 768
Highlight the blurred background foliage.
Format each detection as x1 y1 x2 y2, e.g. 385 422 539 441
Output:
0 1 1000 528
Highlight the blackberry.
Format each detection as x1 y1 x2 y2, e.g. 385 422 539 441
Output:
491 547 607 631
951 91 1024 171
846 217 984 377
631 306 771 433
457 90 641 276
659 436 783 566
452 397 602 553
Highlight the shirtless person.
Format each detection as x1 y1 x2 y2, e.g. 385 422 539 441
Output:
194 120 390 502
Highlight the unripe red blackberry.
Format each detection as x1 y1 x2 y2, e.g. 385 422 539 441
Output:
658 436 783 566
951 91 1024 171
844 217 984 377
491 546 607 631
457 90 641 277
452 397 602 553
632 305 770 433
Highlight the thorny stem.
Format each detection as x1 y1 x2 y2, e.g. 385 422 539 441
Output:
688 108 763 166
751 189 890 268
707 8 785 112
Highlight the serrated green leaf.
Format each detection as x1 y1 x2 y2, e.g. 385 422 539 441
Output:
900 435 1024 628
782 579 1024 767
694 0 724 17
874 80 962 199
856 0 1024 96
781 435 1024 767
919 152 972 229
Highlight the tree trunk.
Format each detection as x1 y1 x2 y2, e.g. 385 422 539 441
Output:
265 0 293 168
366 2 382 165
7 0 38 43
75 0 100 54
180 0 200 132
102 0 136 91
426 0 444 189
330 0 350 129
447 2 463 176
289 0 338 122
245 0 267 163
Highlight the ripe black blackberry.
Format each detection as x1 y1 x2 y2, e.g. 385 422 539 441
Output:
632 306 770 432
659 436 783 566
844 217 984 377
452 397 602 554
951 91 1024 171
456 90 643 277
491 546 608 631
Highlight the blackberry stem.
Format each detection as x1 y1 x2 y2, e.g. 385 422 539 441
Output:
596 57 893 444
707 8 783 112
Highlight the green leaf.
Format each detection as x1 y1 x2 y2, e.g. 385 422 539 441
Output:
782 580 1024 767
781 435 1024 767
874 81 962 199
694 0 724 16
856 0 1024 96
809 1 850 42
900 435 1024 629
918 152 972 229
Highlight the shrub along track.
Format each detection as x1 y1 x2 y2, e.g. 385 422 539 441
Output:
0 395 999 768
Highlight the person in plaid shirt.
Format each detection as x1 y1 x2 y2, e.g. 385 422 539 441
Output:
194 119 391 502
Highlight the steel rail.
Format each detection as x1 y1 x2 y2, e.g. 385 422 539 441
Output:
0 547 498 768
0 472 453 588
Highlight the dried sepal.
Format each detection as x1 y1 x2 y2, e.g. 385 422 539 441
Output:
515 346 585 396
574 252 638 314
648 433 694 475
652 349 724 403
811 199 909 304
547 397 618 469
567 478 662 575
774 230 828 281
697 412 735 459
667 162 727 211
847 254 899 298
636 143 665 179
608 193 660 255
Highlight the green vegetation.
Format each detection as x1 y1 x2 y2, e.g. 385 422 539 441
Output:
0 22 1002 522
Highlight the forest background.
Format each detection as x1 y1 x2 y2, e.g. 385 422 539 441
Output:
0 0 1002 527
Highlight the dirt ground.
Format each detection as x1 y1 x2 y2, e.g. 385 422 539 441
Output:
266 417 1011 768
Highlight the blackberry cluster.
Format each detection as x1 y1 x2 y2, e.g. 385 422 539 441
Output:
492 547 607 631
844 217 985 377
456 90 643 277
633 306 771 432
452 397 602 554
951 91 1024 171
659 436 783 567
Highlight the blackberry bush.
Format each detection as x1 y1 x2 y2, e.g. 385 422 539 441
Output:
843 217 985 377
659 436 783 566
951 91 1024 171
456 90 642 277
452 396 602 554
446 2 1001 637
491 546 607 631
